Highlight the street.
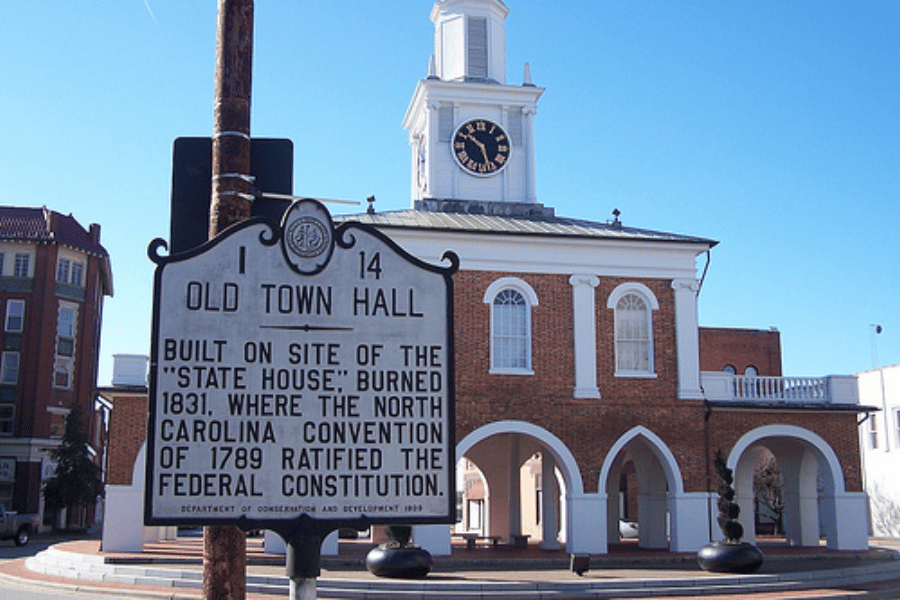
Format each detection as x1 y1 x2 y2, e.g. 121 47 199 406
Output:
0 533 154 600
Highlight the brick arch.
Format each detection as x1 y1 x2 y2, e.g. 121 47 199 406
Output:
597 425 684 495
456 420 584 496
726 424 845 492
726 424 858 549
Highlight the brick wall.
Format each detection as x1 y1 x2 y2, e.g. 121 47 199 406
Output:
699 327 782 376
100 268 863 501
453 270 862 495
706 409 863 492
454 270 692 492
105 394 148 486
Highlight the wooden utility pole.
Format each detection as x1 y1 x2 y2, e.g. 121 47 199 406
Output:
210 0 254 237
205 1 253 599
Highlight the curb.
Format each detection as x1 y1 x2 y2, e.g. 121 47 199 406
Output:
15 544 900 599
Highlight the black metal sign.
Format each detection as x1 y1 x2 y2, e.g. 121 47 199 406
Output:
145 199 458 532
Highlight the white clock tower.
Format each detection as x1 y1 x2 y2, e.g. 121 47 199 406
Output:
403 0 546 213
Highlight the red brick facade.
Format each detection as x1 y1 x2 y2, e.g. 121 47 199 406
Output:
454 270 862 497
104 393 148 486
700 326 782 376
0 207 112 521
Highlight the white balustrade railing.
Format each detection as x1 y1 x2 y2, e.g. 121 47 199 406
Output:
701 373 858 405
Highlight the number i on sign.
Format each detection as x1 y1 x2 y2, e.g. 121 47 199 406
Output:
359 251 382 280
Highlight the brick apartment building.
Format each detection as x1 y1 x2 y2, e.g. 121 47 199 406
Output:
101 0 870 555
0 206 112 528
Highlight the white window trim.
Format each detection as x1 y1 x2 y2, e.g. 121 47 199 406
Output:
483 277 538 375
13 253 30 278
607 282 659 378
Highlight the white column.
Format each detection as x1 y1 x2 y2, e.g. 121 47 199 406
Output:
567 493 608 555
830 492 870 551
101 485 144 552
412 524 452 556
570 275 600 399
508 434 522 540
671 279 704 400
734 457 757 545
539 453 560 549
425 101 441 202
668 492 716 552
524 107 537 203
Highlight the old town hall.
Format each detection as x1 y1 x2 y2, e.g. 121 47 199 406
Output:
101 0 869 556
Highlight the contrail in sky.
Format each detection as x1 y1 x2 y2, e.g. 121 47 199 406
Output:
143 0 159 25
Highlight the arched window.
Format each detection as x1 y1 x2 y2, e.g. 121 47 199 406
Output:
608 282 658 377
484 278 538 374
615 293 650 372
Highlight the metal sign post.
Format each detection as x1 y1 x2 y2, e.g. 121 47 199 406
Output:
146 200 458 597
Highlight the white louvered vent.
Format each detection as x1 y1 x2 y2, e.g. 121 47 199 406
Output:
438 105 455 142
467 17 488 79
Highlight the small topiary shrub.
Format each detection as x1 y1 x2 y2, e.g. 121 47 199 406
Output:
714 450 744 543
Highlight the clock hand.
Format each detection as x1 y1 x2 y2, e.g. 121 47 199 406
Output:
463 133 488 162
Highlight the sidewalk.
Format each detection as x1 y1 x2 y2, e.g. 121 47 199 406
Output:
2 533 900 599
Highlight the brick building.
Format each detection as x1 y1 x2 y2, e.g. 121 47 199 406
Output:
102 0 870 555
0 206 112 529
340 0 869 554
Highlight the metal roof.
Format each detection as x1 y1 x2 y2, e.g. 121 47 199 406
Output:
335 208 718 247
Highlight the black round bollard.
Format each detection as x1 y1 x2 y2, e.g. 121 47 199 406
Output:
697 541 764 574
365 545 433 579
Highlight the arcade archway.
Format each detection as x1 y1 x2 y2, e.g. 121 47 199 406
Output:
456 421 582 550
599 426 685 551
728 425 868 550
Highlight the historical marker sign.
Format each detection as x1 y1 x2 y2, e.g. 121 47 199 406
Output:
145 200 458 529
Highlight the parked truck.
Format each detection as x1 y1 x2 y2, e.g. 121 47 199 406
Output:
0 503 39 546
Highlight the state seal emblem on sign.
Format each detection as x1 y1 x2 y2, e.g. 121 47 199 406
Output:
281 199 335 275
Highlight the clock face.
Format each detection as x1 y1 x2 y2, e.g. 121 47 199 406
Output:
452 119 511 176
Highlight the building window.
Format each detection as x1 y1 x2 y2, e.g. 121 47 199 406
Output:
54 304 77 389
56 258 85 287
869 415 879 450
494 289 528 369
0 253 4 275
56 259 70 284
0 404 12 435
71 261 84 287
47 407 69 438
0 352 19 385
484 278 539 374
723 365 737 374
4 300 24 333
895 409 900 449
13 254 29 278
615 294 650 372
608 282 659 376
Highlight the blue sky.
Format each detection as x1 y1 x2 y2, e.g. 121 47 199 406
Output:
2 1 897 384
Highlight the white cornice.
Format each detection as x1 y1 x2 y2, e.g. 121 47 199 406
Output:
379 228 705 280
403 79 544 130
